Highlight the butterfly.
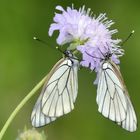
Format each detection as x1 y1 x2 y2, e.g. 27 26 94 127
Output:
31 51 79 127
86 48 137 132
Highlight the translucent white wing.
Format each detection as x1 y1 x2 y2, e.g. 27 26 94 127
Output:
118 96 137 132
96 61 128 122
31 57 79 127
41 57 79 117
96 61 137 132
31 92 56 127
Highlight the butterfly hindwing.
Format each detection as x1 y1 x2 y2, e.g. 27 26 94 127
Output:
42 58 79 117
31 91 56 127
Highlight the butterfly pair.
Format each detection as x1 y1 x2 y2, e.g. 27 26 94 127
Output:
31 50 137 132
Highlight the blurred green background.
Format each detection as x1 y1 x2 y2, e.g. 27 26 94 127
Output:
0 0 140 139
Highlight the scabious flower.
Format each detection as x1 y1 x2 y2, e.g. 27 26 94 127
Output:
49 5 124 71
49 5 92 45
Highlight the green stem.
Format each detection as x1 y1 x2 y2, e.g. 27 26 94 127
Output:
0 75 47 140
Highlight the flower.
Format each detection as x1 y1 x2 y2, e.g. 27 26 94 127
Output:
49 5 124 71
76 13 123 71
49 5 92 45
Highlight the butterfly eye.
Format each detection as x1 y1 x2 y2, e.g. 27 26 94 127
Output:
64 50 73 57
108 53 112 57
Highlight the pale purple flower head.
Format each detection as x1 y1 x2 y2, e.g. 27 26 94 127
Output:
49 5 124 71
49 5 92 45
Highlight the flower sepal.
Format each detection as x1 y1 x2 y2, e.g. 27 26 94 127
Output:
67 42 80 51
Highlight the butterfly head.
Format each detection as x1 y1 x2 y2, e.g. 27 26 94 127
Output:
104 52 112 61
64 50 73 58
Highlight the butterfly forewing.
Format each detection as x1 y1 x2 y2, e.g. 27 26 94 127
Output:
42 58 79 117
97 61 127 122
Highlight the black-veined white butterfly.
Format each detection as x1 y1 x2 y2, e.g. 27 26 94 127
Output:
87 49 137 132
31 51 79 127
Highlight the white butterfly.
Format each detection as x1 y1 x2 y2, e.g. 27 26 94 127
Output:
96 52 137 132
31 51 79 127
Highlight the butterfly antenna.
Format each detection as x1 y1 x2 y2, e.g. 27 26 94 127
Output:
121 30 135 46
85 51 102 60
33 36 54 48
98 48 105 59
33 36 64 54
56 46 64 54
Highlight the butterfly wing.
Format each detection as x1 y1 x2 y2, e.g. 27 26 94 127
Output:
96 60 137 131
31 57 79 127
31 59 64 127
31 91 56 127
118 95 137 132
41 57 79 117
97 61 128 122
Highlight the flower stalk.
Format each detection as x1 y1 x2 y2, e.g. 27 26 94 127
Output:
0 75 48 140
